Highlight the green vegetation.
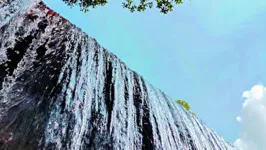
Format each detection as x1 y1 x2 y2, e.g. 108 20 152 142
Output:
176 100 190 111
61 0 183 14
176 100 196 116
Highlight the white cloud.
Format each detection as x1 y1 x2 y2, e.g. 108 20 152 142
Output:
234 84 266 150
234 139 247 150
242 91 249 98
236 116 242 123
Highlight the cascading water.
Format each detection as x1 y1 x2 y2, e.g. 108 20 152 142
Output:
0 0 40 27
0 1 236 150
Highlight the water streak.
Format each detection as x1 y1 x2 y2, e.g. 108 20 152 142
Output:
0 1 236 150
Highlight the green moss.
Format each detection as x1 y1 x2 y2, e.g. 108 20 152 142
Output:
176 100 196 116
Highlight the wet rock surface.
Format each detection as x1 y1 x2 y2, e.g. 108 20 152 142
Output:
0 1 235 150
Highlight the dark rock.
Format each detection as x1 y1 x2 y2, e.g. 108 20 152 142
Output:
0 1 236 150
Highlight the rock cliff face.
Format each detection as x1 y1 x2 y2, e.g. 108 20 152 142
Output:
0 0 39 27
0 1 235 150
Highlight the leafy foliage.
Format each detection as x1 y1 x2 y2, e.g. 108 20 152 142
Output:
61 0 183 14
176 100 190 111
176 100 196 116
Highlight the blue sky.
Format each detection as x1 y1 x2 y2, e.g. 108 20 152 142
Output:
44 0 266 143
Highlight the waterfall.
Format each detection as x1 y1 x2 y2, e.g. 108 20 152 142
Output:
0 1 236 150
0 0 40 27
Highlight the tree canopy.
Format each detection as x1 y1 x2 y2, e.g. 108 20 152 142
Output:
176 100 196 116
61 0 183 14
